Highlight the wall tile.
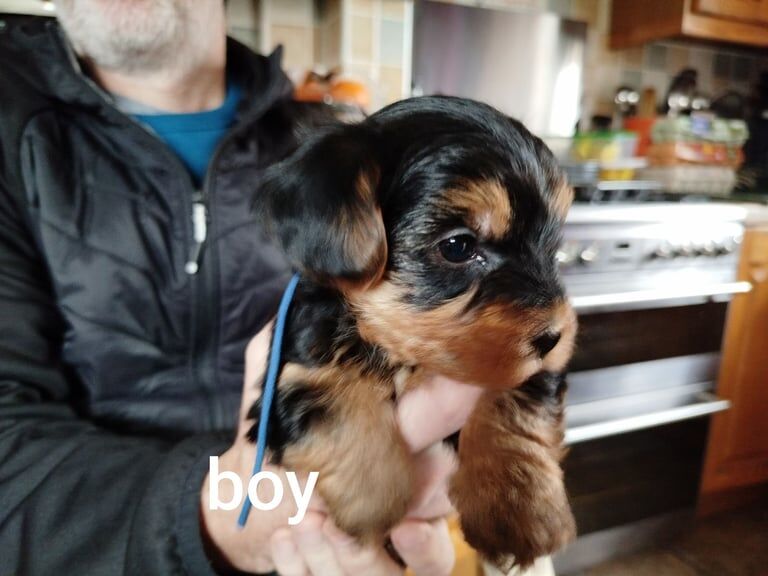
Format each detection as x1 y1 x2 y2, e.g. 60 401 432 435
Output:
378 65 404 105
345 61 374 77
350 15 374 62
271 25 314 70
321 18 342 67
711 76 730 96
620 69 642 89
380 18 404 66
688 47 712 90
270 0 314 26
229 27 260 50
547 0 570 16
227 0 259 27
381 0 406 20
732 56 753 83
350 0 374 15
621 46 643 68
570 0 599 25
645 44 667 71
665 45 690 76
714 52 732 79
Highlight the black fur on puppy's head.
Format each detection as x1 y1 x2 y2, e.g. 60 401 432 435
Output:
254 96 575 388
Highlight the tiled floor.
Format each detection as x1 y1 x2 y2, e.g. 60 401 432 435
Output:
581 504 768 576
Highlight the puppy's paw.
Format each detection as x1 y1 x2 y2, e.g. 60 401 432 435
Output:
451 381 575 568
453 459 575 569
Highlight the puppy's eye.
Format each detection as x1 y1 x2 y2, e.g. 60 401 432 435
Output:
438 234 478 263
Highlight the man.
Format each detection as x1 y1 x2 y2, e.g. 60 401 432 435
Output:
0 1 481 574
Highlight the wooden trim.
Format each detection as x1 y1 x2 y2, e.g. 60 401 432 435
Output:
693 0 768 26
609 23 685 49
701 229 768 496
610 0 768 49
609 0 686 49
698 481 768 517
682 10 768 47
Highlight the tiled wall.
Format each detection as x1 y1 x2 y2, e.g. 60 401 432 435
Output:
226 0 317 75
342 0 413 109
227 0 767 123
226 0 412 108
565 0 766 126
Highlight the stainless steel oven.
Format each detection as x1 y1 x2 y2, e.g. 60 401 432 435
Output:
553 204 750 573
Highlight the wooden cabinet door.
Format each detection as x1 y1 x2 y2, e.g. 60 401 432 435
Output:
701 229 768 495
694 0 768 25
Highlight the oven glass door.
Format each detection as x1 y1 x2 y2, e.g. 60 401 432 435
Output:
563 298 732 535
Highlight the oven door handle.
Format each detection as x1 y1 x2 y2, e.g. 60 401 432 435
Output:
570 281 752 312
564 392 731 445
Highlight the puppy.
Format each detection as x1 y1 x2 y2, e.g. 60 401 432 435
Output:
248 96 577 569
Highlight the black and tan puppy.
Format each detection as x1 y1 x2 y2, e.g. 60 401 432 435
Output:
248 96 577 569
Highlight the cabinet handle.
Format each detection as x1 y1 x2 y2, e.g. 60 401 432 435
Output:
565 392 731 444
570 281 752 312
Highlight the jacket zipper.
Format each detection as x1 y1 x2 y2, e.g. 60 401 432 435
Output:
72 68 226 428
185 192 208 275
190 139 231 429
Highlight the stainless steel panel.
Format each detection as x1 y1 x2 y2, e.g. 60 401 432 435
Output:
565 203 748 225
569 280 752 313
412 1 586 137
565 390 730 444
554 510 695 575
567 352 721 405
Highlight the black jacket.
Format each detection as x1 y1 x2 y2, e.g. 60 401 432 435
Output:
0 17 298 575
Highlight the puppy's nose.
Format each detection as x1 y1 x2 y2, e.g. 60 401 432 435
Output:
532 331 561 357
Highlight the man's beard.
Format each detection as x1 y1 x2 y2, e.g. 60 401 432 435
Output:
55 0 202 74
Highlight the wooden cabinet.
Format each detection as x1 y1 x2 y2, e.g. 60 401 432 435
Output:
700 228 768 502
610 0 768 48
694 0 768 25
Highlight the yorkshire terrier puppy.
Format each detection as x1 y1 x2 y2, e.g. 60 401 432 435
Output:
248 96 577 569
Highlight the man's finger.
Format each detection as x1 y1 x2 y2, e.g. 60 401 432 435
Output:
271 528 309 576
391 519 455 576
397 375 484 452
292 511 346 576
323 519 400 576
407 443 457 519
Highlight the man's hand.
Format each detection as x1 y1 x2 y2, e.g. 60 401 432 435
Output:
200 322 483 574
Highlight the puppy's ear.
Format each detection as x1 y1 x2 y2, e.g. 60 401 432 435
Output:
254 124 386 288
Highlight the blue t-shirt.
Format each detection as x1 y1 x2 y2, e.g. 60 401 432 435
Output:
133 83 242 185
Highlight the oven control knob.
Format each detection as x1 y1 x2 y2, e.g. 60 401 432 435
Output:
579 245 599 264
678 243 694 257
653 244 674 259
556 243 580 265
701 241 717 256
719 242 735 255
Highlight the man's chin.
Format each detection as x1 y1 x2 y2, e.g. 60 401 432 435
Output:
55 0 188 72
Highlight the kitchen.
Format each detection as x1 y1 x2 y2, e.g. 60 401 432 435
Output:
2 0 767 575
220 1 767 574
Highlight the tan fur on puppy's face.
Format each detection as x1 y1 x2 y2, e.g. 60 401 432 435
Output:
549 179 574 221
444 179 512 241
350 281 576 389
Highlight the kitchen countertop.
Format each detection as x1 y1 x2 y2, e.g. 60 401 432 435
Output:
741 203 768 227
